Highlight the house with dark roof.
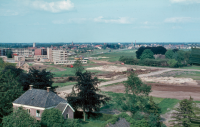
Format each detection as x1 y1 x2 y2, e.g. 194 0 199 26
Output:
13 85 74 120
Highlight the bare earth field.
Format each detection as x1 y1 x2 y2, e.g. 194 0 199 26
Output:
100 82 200 101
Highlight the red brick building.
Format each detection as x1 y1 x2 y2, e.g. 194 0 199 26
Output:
13 85 74 120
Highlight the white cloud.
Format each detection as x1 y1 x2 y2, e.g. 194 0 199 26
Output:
0 9 19 16
164 17 192 23
68 18 87 23
143 21 148 25
170 0 200 3
52 18 88 24
94 16 135 24
31 0 74 13
172 26 182 29
52 20 65 24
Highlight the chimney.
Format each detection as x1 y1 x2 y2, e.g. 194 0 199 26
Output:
47 87 51 92
29 85 33 90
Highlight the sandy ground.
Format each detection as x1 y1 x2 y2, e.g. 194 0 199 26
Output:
100 82 200 101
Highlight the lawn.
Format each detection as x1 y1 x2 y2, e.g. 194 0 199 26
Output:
46 67 59 72
180 65 200 70
82 120 106 127
53 67 75 77
53 66 105 77
158 98 180 114
174 71 200 80
92 49 136 62
52 81 77 87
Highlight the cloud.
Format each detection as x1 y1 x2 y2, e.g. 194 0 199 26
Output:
52 18 88 24
170 0 200 3
31 0 74 13
164 17 192 23
143 21 148 25
94 16 135 24
68 18 87 23
0 9 19 16
52 20 65 24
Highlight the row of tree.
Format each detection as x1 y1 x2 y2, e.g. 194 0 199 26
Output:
165 49 191 67
120 47 192 67
136 46 167 59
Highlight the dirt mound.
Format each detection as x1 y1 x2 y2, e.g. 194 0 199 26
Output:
141 77 198 85
87 65 128 72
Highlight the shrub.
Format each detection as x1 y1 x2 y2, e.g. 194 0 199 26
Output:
165 50 174 59
140 49 154 60
167 59 178 68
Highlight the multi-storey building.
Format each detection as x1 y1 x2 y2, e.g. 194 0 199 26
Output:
47 48 68 62
0 49 8 56
11 48 34 57
35 49 47 55
47 47 86 64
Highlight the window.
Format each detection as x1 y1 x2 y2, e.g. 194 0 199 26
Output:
66 114 69 119
36 110 40 117
27 109 30 114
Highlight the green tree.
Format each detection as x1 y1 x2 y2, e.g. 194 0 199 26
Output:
170 97 200 127
6 50 12 58
140 49 154 60
167 59 178 67
73 60 84 73
165 50 174 59
173 51 185 65
147 96 162 126
2 107 40 127
41 108 64 127
67 71 110 121
0 70 24 123
116 73 151 114
19 67 54 91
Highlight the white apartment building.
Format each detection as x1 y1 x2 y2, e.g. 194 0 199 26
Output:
11 48 34 57
47 47 87 64
47 48 68 62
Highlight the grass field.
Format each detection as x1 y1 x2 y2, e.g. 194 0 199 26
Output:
46 67 59 72
175 71 200 80
82 120 106 127
52 81 77 87
92 49 136 62
52 66 105 77
180 65 200 70
53 67 75 77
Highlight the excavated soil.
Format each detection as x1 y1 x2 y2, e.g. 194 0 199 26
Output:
100 82 200 101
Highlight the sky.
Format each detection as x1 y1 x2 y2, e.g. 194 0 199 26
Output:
0 0 200 43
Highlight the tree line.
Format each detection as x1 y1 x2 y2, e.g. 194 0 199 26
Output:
120 46 192 68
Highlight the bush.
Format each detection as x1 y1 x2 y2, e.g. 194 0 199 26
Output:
41 108 64 127
140 49 154 60
119 56 139 65
139 59 168 67
167 59 178 68
165 50 174 59
64 119 82 127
